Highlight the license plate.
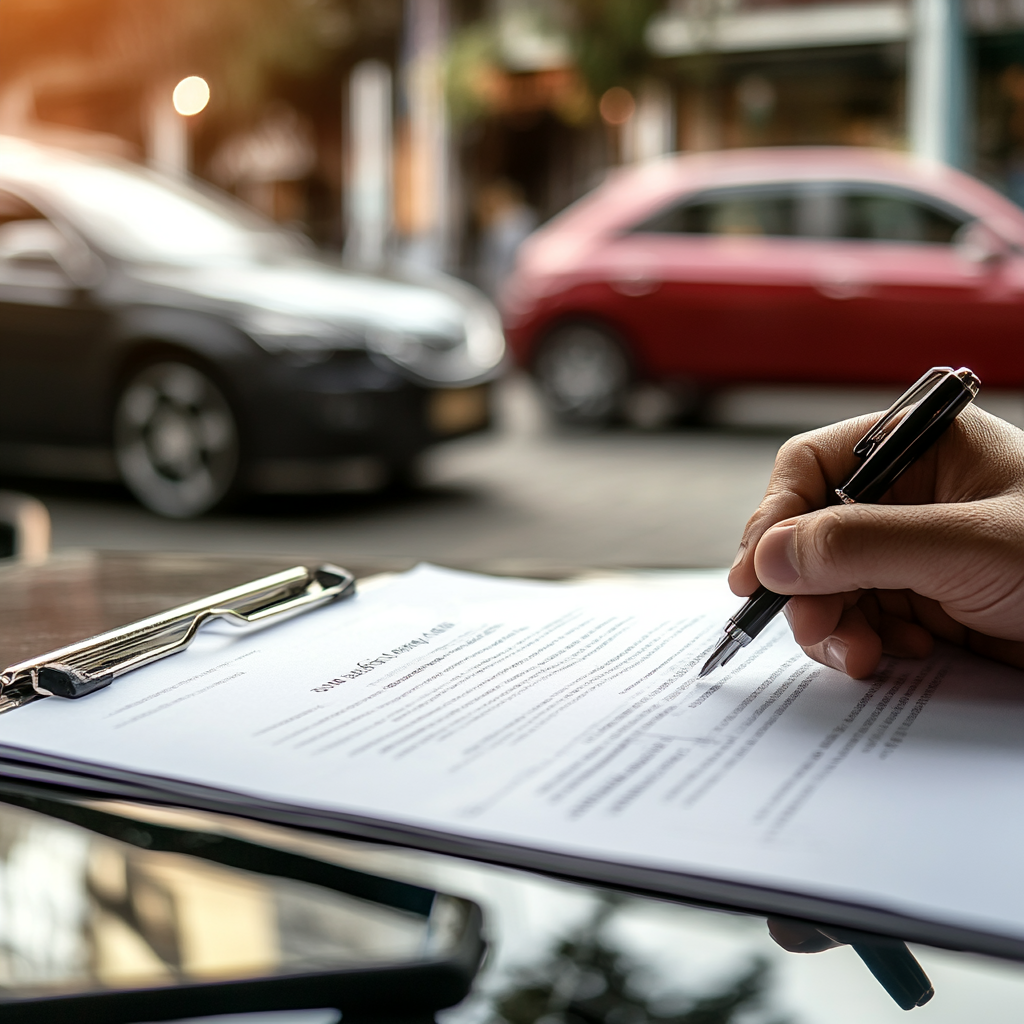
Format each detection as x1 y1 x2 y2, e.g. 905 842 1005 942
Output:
428 386 489 435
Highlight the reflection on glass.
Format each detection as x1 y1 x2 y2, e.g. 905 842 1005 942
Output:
0 804 429 998
636 191 797 238
424 853 1024 1024
839 193 964 244
0 819 90 986
633 183 967 246
490 894 785 1024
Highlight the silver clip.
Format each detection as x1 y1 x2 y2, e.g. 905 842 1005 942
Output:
853 367 952 458
0 564 356 709
853 366 980 459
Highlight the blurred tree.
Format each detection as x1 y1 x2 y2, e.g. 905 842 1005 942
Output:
491 894 791 1024
670 0 732 151
563 0 665 99
445 21 504 125
445 0 666 127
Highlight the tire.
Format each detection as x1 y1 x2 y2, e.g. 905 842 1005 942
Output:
114 361 240 518
533 323 630 425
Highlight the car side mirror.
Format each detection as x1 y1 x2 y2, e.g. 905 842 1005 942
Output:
954 220 1009 266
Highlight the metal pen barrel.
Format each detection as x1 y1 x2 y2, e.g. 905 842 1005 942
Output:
732 585 792 638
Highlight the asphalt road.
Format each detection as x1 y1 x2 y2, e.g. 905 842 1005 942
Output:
13 377 776 570
21 375 1024 570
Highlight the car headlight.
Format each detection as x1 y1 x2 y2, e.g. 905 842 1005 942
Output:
369 327 461 362
242 311 363 354
366 304 505 383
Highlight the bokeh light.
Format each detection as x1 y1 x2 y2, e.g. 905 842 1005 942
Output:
599 87 635 126
172 77 210 116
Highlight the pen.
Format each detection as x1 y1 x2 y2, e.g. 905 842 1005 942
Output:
699 366 981 678
767 917 934 1009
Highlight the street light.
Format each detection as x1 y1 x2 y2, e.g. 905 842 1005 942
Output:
599 87 635 126
172 76 210 117
148 77 209 178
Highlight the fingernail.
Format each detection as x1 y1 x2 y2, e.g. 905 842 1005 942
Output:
730 543 747 571
823 638 848 673
758 524 800 585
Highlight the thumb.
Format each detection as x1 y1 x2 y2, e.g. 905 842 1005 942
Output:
752 501 1009 604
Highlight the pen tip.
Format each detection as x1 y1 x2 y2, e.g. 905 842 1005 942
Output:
699 636 741 678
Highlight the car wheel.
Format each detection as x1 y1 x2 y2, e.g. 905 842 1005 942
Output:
114 361 240 518
533 323 630 425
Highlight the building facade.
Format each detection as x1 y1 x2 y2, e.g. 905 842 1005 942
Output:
2 1 1024 278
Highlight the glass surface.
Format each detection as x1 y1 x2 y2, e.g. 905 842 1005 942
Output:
384 849 1024 1024
838 191 965 244
636 188 797 237
633 184 968 246
0 800 435 1000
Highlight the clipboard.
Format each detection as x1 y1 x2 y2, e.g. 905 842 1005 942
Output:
0 563 356 713
0 555 1014 1008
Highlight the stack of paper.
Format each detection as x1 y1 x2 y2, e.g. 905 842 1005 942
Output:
0 565 1020 959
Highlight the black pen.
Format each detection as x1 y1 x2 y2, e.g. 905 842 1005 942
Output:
699 366 981 678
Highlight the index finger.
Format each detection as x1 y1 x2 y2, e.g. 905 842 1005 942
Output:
729 414 878 595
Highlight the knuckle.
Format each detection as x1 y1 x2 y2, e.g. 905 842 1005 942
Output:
775 433 817 471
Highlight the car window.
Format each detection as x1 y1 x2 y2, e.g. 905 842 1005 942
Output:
835 188 966 244
633 188 797 237
633 183 968 247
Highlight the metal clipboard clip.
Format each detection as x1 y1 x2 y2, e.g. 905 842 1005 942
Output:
0 564 356 713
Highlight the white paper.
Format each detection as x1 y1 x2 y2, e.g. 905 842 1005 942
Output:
1 565 1023 941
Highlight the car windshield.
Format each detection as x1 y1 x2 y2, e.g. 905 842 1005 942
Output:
21 159 299 265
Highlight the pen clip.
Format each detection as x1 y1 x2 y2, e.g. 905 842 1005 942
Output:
853 367 952 458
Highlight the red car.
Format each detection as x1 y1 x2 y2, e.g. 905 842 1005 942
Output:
501 147 1024 423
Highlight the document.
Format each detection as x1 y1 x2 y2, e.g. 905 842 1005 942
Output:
1 565 1023 948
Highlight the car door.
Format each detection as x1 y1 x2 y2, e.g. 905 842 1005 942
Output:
809 183 1024 385
0 189 110 444
597 183 840 384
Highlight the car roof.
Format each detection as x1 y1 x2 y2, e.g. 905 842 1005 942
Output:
521 147 1024 260
0 133 106 175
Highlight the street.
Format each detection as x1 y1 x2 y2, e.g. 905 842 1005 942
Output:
27 376 1024 570
29 376 782 569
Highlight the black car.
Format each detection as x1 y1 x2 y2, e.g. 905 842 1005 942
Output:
0 137 505 516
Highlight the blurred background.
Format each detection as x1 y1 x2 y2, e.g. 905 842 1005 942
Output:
0 0 1023 570
0 0 1012 261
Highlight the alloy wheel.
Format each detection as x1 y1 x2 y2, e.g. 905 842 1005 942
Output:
534 324 630 425
114 361 240 518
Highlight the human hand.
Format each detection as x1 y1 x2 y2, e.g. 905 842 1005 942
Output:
729 406 1024 678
